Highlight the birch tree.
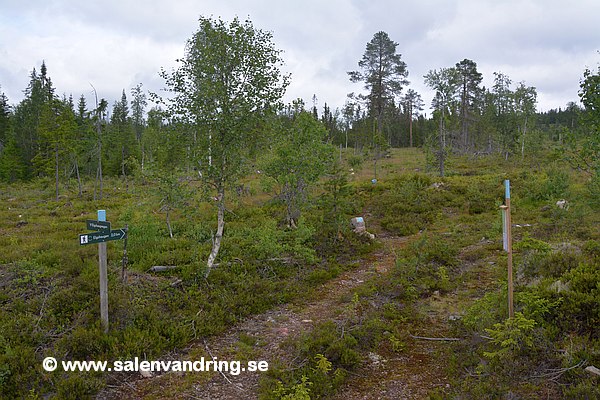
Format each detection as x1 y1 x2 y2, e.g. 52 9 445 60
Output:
157 16 288 277
513 82 537 159
424 68 459 177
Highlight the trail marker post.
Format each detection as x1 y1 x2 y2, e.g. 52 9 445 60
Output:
500 180 514 319
98 210 109 332
79 210 128 332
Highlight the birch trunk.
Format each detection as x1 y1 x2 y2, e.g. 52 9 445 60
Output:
205 186 225 277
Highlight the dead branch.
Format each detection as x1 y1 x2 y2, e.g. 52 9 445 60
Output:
34 287 52 330
527 360 587 381
409 334 461 342
148 266 180 272
202 339 243 392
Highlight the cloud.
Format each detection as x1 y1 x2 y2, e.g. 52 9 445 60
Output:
0 0 598 114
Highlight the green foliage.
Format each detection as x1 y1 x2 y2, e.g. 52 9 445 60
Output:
266 323 355 399
483 312 537 369
521 243 582 279
521 164 571 202
0 137 26 182
273 375 312 400
226 215 317 264
553 262 600 336
373 173 441 235
262 110 334 226
346 154 363 170
55 374 102 400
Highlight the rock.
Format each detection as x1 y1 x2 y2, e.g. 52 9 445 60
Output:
351 217 375 240
556 199 569 210
140 369 153 378
368 352 384 366
350 217 366 233
552 242 581 255
585 365 600 377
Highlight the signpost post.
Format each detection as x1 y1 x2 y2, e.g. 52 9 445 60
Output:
500 180 514 319
79 210 128 333
97 210 109 333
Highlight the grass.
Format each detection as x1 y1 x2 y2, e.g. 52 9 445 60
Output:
0 165 377 397
1 147 599 399
257 149 600 399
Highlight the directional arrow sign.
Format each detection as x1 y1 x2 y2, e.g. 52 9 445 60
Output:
86 220 111 232
79 228 127 245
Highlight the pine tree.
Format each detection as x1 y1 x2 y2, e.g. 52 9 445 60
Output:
348 31 409 139
130 83 147 169
12 66 48 175
402 89 424 147
455 59 483 151
107 90 137 178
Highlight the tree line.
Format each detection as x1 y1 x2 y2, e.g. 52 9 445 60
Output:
0 21 596 188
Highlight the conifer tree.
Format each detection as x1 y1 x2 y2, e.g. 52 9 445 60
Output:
455 59 483 151
348 31 409 138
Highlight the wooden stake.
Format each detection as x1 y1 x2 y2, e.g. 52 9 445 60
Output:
504 180 514 319
98 210 109 332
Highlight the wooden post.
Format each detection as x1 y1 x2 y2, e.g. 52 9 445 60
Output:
501 207 507 251
504 180 514 319
121 224 128 282
98 209 109 332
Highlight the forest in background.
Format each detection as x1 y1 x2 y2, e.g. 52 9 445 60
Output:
0 25 596 189
0 16 599 399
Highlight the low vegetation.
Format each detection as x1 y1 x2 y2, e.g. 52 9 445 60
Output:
1 146 598 399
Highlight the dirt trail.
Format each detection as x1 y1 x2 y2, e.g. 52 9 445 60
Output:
101 235 458 399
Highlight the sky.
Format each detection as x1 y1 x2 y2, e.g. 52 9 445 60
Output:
0 0 599 116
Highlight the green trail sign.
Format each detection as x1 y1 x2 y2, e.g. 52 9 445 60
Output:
79 228 127 245
86 219 111 232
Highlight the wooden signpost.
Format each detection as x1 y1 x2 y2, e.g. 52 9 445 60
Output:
500 180 514 319
79 210 128 332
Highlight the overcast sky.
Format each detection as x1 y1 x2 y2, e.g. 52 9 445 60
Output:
1 0 599 116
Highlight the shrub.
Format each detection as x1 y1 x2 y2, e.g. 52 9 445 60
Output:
554 262 600 336
483 313 538 374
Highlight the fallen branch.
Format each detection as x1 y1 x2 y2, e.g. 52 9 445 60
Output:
410 334 461 342
148 266 179 272
203 340 243 392
527 360 587 380
34 287 51 330
170 278 183 287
